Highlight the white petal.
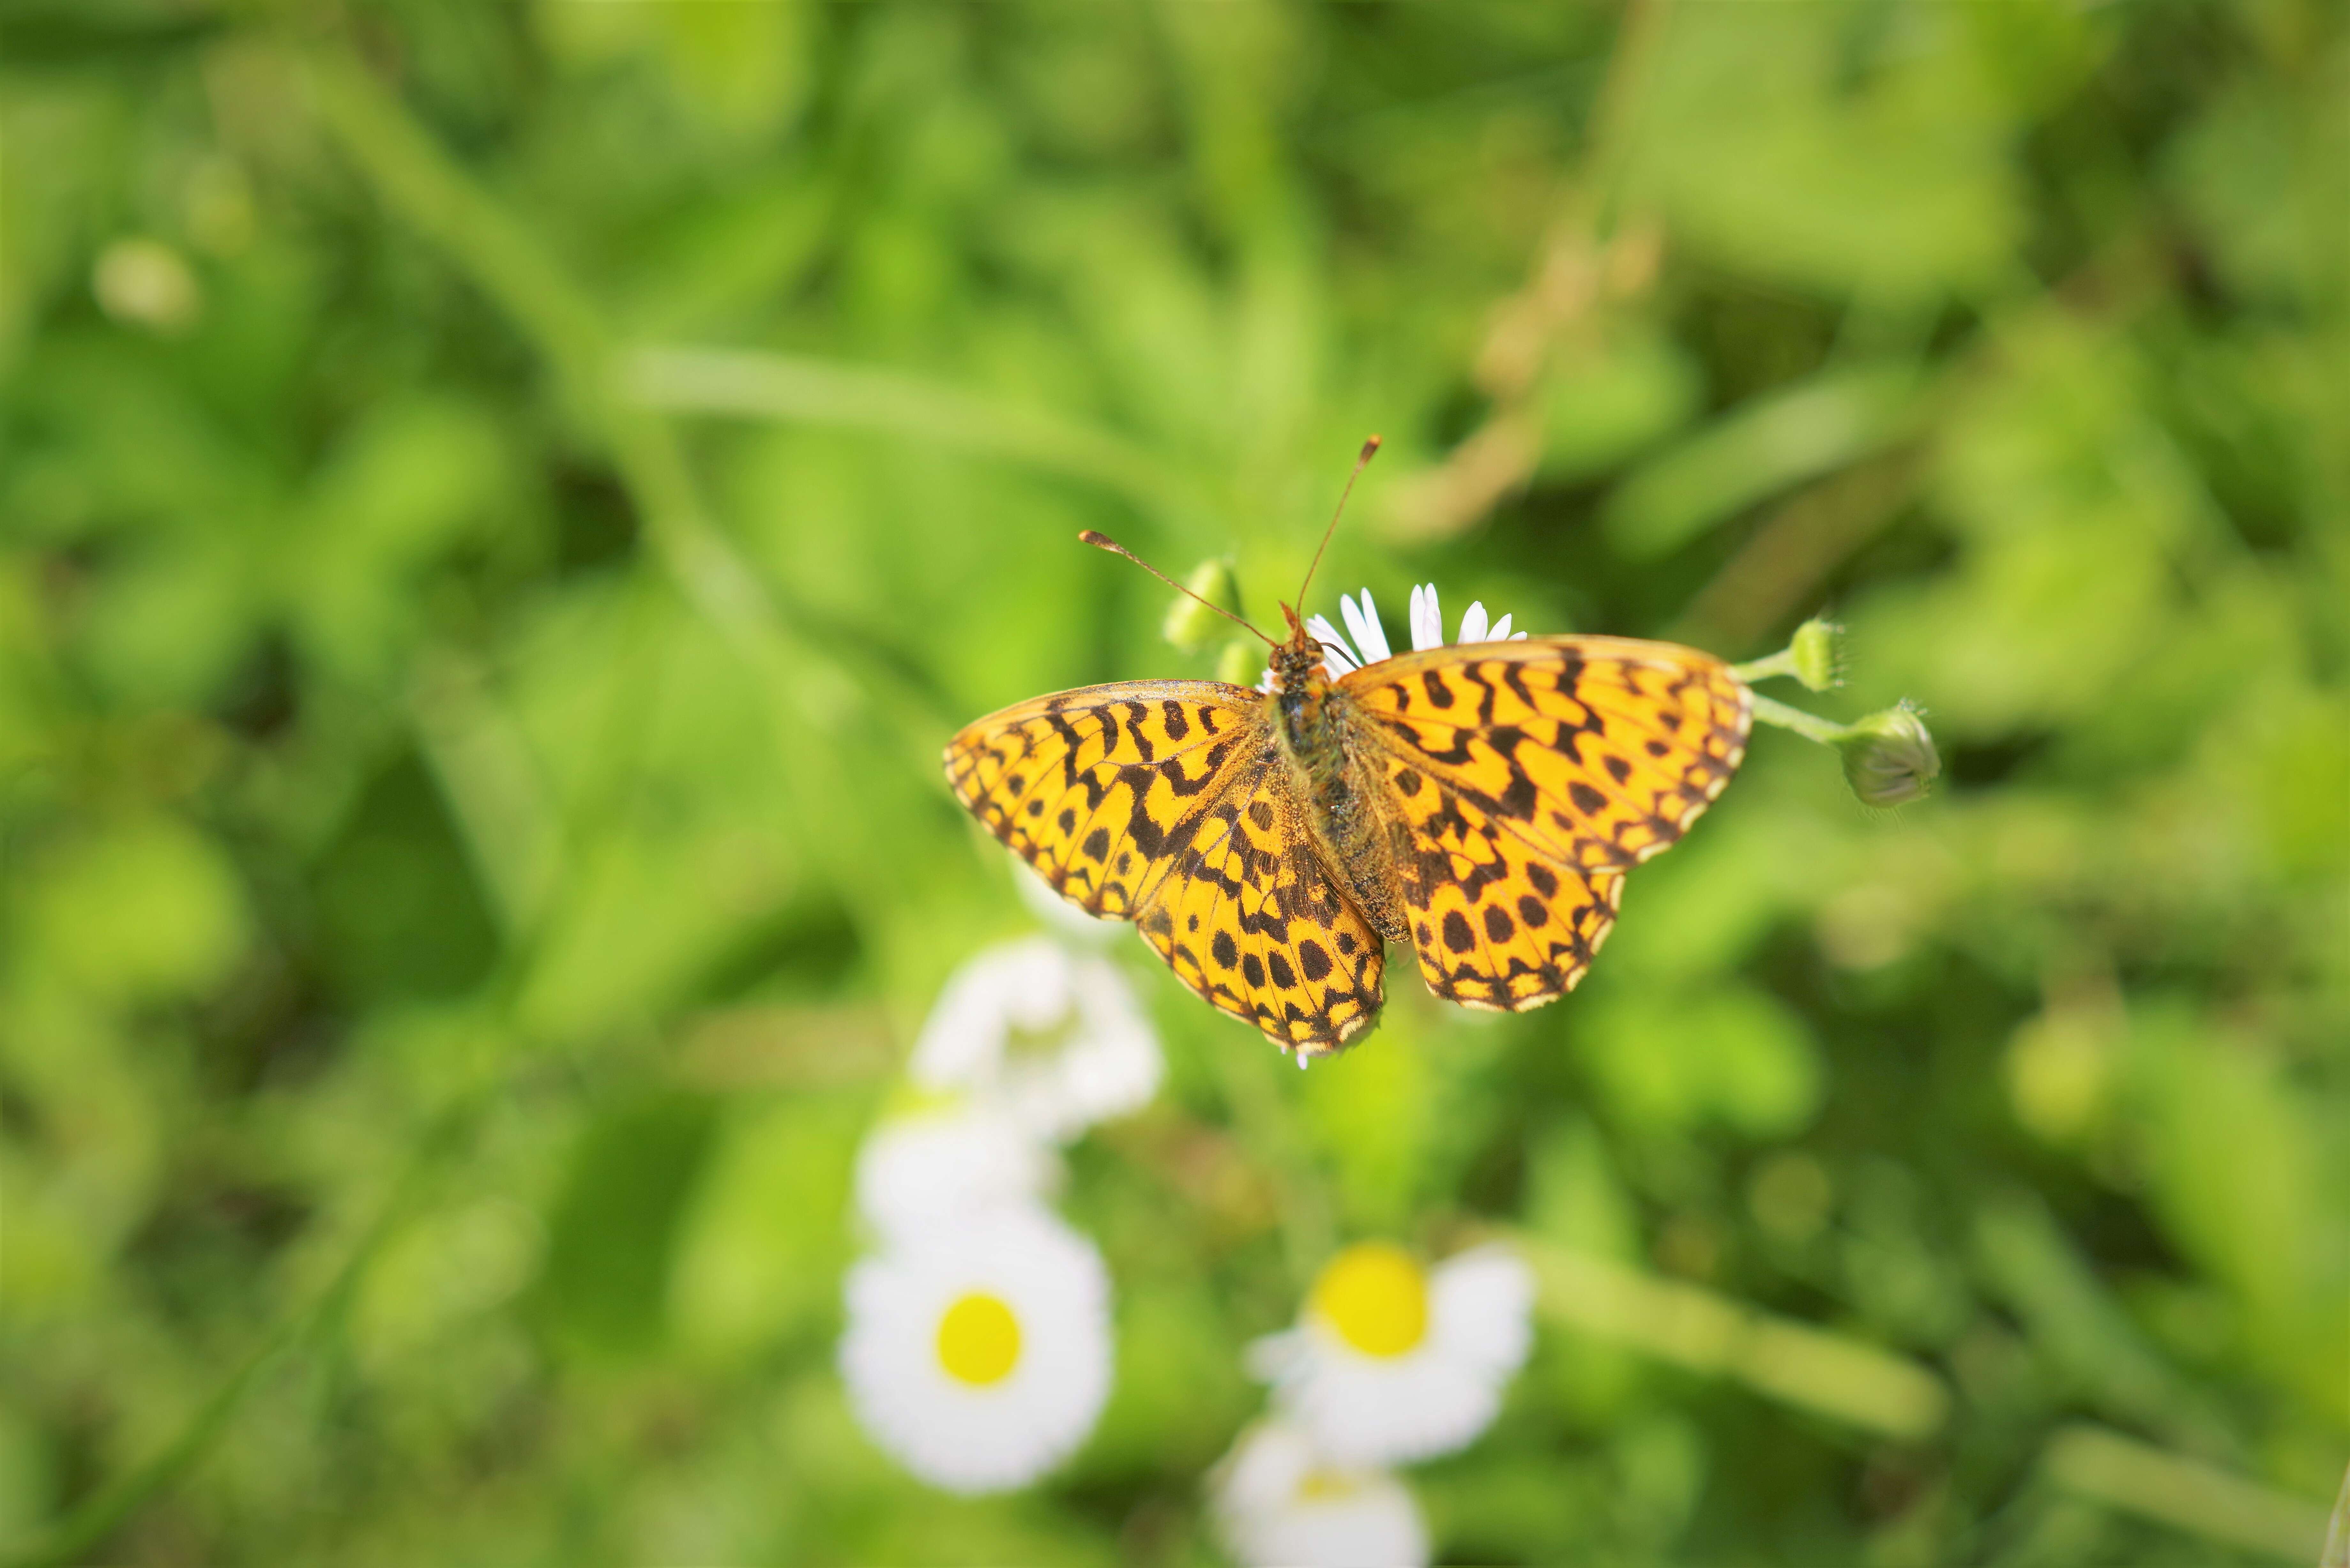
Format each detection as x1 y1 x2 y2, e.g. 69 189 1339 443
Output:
1245 1329 1309 1384
854 1101 1060 1245
1213 1423 1431 1568
1458 601 1490 645
906 939 1162 1142
1409 584 1444 652
1338 594 1374 664
1228 1478 1429 1568
1487 613 1512 641
1345 590 1392 663
909 939 1067 1089
1511 631 1527 641
1304 615 1359 674
1270 1332 1506 1467
1214 1420 1319 1516
1428 1245 1535 1381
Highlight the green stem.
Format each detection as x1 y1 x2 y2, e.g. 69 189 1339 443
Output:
1747 690 1853 747
1730 649 1798 684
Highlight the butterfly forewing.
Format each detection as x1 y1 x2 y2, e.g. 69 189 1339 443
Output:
1340 637 1749 1014
1343 637 1750 872
946 680 1259 917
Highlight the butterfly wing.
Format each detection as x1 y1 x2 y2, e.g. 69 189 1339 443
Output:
945 681 1384 1052
1340 637 1749 1011
945 680 1260 918
1131 749 1385 1052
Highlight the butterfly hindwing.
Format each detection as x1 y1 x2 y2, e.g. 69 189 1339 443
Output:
1133 752 1386 1049
946 680 1386 1050
1343 637 1748 1013
1376 753 1625 1010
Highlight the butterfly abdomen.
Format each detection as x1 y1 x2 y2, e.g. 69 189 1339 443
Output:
1274 667 1408 942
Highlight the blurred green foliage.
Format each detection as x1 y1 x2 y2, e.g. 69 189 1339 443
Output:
2 2 2345 1564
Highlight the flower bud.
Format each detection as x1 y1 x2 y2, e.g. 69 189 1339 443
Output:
1789 617 1843 692
1163 558 1242 652
1215 639 1261 687
1837 702 1940 807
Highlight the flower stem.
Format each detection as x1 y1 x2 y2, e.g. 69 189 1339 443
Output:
1730 650 1798 684
1747 691 1853 747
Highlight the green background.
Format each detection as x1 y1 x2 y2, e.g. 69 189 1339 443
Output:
3 2 2344 1563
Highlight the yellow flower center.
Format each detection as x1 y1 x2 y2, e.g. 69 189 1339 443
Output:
936 1291 1022 1385
1296 1468 1363 1502
1310 1242 1429 1358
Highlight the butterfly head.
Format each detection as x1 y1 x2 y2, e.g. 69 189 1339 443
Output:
1268 602 1335 692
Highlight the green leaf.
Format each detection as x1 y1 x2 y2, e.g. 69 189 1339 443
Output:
21 815 249 1005
532 1092 719 1362
1601 365 1922 558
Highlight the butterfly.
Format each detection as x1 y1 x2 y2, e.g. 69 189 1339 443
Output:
943 441 1751 1058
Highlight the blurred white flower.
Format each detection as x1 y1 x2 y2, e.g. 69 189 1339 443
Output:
1269 584 1530 686
1212 1419 1430 1568
854 1094 1059 1245
1250 1241 1534 1467
839 1205 1112 1494
1010 856 1118 947
911 936 1160 1142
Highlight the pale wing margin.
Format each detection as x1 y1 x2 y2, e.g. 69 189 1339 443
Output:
943 679 1264 919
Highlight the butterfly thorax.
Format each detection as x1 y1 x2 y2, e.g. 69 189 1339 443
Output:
1267 629 1410 943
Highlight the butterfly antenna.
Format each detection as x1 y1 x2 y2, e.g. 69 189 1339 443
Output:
1295 434 1382 614
1079 531 1277 647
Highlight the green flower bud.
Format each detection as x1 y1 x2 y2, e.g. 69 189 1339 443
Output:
1163 558 1242 652
1789 617 1844 692
1837 702 1941 808
1215 638 1262 687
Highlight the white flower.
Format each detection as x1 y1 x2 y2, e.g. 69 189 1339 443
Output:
1212 1420 1430 1568
1249 1241 1534 1467
854 1094 1060 1245
1267 583 1529 686
1010 856 1119 947
910 936 1161 1141
839 1205 1113 1494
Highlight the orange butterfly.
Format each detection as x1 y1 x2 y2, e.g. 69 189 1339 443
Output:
944 440 1749 1057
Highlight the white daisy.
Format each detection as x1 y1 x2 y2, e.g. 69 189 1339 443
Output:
910 936 1161 1142
1212 1419 1431 1568
1266 583 1530 686
838 1204 1113 1494
853 1093 1060 1246
1249 1241 1535 1467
